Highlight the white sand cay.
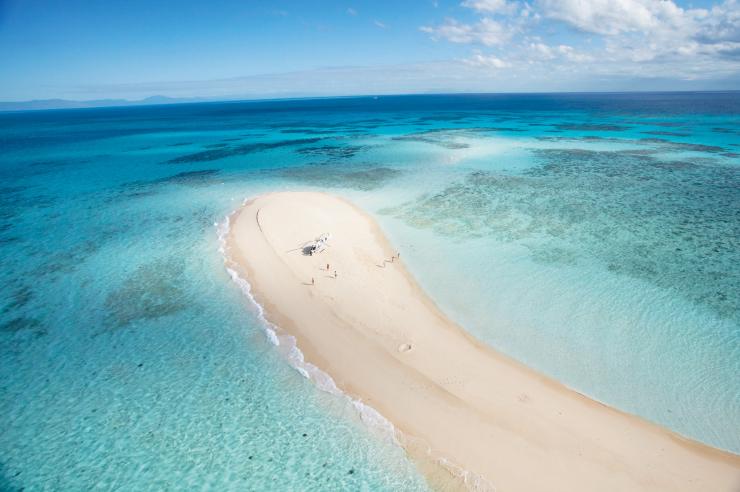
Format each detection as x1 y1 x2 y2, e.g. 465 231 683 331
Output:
226 191 740 491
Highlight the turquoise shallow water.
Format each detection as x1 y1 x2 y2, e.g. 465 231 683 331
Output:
1 93 739 490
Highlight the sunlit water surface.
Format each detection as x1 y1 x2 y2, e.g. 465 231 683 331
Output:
1 93 739 490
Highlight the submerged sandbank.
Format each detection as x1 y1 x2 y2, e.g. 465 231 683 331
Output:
225 191 740 491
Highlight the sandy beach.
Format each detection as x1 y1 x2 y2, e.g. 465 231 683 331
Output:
226 191 740 491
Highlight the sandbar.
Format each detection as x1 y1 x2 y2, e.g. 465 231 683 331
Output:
225 191 740 491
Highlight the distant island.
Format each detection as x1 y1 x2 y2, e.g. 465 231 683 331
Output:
0 95 208 112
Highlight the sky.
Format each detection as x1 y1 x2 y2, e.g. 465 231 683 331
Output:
0 0 738 101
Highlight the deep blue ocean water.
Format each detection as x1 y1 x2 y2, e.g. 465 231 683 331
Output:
1 92 739 490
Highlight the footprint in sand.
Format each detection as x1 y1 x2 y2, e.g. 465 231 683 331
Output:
398 343 412 353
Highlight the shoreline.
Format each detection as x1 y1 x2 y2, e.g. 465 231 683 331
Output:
224 191 740 491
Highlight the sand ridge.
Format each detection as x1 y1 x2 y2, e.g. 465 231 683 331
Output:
226 191 740 491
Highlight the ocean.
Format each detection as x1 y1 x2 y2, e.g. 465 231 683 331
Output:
1 92 738 490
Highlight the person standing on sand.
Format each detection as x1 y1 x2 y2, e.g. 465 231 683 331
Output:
334 271 337 279
311 277 314 286
326 263 330 271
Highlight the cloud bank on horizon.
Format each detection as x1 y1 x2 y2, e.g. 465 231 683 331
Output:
0 0 738 102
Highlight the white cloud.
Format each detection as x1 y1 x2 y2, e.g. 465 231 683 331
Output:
529 42 555 59
420 0 739 84
374 20 388 29
695 0 740 53
462 0 517 15
421 17 513 45
556 44 594 62
346 7 357 16
577 0 740 63
528 42 594 62
537 0 672 35
464 52 511 68
537 0 739 47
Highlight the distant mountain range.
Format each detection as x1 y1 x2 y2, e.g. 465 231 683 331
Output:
0 95 208 112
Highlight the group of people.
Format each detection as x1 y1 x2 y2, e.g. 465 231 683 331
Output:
309 252 400 286
311 263 337 286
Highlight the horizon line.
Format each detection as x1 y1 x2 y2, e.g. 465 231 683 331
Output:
2 89 740 114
